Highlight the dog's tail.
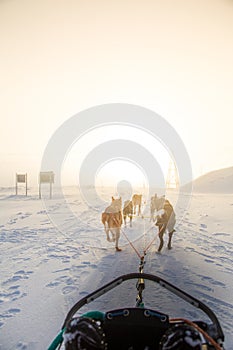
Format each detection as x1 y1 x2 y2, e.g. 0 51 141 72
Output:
101 212 107 225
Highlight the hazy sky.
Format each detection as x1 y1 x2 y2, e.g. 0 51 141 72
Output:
1 0 233 187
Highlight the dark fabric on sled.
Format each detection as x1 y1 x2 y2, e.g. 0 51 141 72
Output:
103 308 169 350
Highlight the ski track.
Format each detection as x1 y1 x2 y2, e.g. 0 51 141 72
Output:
0 192 233 349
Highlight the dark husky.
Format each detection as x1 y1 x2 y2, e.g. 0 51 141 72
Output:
132 194 142 216
123 200 133 227
155 199 176 252
150 194 165 221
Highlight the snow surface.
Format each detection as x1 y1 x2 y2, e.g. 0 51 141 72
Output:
0 186 233 349
182 166 233 194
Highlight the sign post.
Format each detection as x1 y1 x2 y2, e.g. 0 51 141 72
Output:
39 171 54 199
16 173 28 196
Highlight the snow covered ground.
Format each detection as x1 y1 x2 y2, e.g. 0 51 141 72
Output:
0 186 233 349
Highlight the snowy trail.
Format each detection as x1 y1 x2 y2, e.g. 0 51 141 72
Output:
0 190 233 349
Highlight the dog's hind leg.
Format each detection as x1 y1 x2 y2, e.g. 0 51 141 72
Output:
158 226 166 252
123 213 126 226
138 204 141 216
115 228 122 252
167 229 175 250
167 217 176 249
110 228 116 242
158 235 164 252
129 214 132 227
104 224 111 242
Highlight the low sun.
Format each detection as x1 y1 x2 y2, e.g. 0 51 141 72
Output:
61 124 172 190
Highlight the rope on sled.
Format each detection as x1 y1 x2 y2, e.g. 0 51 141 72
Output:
120 227 142 259
170 318 223 350
120 223 165 259
120 222 165 308
143 223 165 254
115 207 166 308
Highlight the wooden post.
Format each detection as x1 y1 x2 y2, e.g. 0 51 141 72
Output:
16 173 27 196
50 180 52 199
16 173 18 195
25 173 28 196
39 182 41 199
39 171 54 199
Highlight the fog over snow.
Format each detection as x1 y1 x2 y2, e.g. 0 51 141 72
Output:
1 1 233 348
0 167 233 349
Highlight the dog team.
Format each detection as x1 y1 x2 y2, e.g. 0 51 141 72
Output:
101 193 176 253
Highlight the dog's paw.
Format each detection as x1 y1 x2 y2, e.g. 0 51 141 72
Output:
115 247 122 252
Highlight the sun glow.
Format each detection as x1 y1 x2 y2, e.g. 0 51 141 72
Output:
61 124 171 189
95 158 147 189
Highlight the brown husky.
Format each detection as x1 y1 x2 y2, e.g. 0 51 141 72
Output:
102 197 123 252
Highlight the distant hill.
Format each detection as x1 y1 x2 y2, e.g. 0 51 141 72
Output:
182 166 233 193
